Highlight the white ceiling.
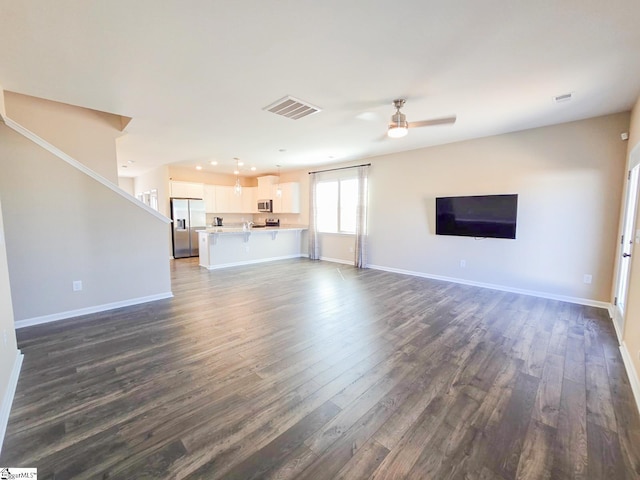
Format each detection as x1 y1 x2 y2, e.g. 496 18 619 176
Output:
1 1 639 178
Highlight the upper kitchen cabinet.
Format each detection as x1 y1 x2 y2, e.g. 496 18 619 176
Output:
202 184 256 214
170 181 204 199
257 176 278 200
203 185 217 213
272 182 300 213
242 187 257 213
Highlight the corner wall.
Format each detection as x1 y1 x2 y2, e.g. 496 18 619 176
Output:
0 121 172 323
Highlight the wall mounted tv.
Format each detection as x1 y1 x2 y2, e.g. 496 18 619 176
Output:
436 194 518 239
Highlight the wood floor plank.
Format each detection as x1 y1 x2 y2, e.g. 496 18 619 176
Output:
587 421 628 480
531 353 564 428
1 258 638 479
515 419 555 480
483 372 540 479
550 378 588 480
214 400 341 480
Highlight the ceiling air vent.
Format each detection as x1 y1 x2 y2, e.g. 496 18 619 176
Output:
553 92 573 103
263 96 321 120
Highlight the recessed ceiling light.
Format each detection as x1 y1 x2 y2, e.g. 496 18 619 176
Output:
196 165 202 170
279 149 287 152
250 166 257 171
127 160 135 164
210 160 218 166
121 165 128 168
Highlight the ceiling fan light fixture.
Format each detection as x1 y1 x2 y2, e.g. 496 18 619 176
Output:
388 124 408 138
388 101 409 138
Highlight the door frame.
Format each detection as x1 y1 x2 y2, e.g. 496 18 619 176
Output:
614 143 640 341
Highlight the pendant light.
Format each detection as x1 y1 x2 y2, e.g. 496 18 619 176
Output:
276 164 282 198
234 158 242 196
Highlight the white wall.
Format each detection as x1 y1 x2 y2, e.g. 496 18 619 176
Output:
0 122 172 322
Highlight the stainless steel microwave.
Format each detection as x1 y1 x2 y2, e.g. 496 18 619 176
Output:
257 199 273 212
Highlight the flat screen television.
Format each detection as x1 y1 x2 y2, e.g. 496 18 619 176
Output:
436 194 518 239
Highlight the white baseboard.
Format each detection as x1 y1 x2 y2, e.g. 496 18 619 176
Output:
0 350 23 455
620 342 640 415
612 315 624 345
203 254 306 270
367 264 611 310
319 256 354 266
14 292 174 329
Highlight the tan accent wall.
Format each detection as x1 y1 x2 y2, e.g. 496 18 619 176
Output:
3 92 124 183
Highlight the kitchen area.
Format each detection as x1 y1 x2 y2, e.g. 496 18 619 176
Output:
167 172 308 268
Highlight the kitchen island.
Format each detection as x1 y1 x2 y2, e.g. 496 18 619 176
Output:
198 226 308 270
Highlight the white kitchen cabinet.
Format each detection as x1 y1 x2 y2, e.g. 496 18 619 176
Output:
272 182 300 213
203 185 217 213
170 181 204 199
214 186 231 213
215 186 244 213
257 176 278 200
242 186 257 213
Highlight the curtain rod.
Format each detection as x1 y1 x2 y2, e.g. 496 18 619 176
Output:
308 163 371 175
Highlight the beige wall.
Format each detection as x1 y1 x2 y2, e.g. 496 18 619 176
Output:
0 195 19 414
135 165 171 218
118 177 135 196
169 166 258 187
4 92 124 183
621 97 640 381
304 113 629 300
366 113 628 302
0 122 171 321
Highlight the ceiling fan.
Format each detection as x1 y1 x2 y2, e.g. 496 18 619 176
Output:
387 99 456 138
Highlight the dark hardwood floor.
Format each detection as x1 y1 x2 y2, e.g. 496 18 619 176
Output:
2 258 640 479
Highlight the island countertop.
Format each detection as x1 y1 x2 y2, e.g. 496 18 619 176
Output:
198 226 308 270
202 225 308 234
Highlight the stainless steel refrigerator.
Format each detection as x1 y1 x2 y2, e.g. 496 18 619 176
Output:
171 198 206 258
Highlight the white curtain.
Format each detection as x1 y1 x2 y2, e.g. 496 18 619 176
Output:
354 165 369 268
308 172 320 260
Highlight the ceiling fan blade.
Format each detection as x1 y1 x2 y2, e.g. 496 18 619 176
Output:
408 115 457 128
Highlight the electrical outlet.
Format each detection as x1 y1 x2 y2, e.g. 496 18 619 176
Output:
460 259 466 268
73 280 83 291
583 274 592 284
244 245 250 253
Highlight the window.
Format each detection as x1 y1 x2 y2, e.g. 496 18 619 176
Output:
317 178 359 233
